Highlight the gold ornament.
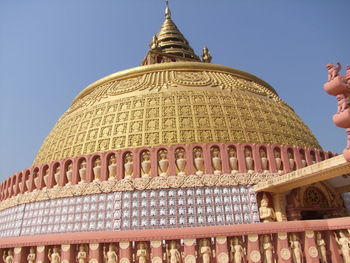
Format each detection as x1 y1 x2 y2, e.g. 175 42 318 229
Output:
61 244 70 252
250 250 261 263
248 234 259 242
119 242 130 249
184 255 196 263
89 243 99 250
150 240 162 248
308 247 318 258
152 256 162 263
216 237 227 245
280 248 291 260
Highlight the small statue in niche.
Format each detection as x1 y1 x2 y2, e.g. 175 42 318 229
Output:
230 237 245 263
108 155 117 180
211 147 222 175
326 62 341 82
310 153 316 164
48 246 61 263
3 250 14 263
124 153 133 178
93 157 101 181
27 247 36 263
289 233 302 263
43 168 49 187
261 235 274 263
335 231 350 263
79 160 87 183
316 232 328 263
33 171 40 189
149 35 159 50
228 147 238 173
201 46 212 63
336 94 350 113
274 149 283 173
175 148 186 176
66 163 73 185
199 239 212 263
288 150 295 171
158 149 169 177
244 147 254 173
299 151 307 168
193 148 204 175
259 148 269 173
136 242 149 263
165 240 181 263
259 193 276 223
141 151 151 178
76 245 88 263
104 244 118 263
54 166 60 187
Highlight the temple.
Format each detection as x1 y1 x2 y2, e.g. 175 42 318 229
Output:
0 2 350 263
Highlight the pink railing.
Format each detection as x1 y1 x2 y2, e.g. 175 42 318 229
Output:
0 143 334 201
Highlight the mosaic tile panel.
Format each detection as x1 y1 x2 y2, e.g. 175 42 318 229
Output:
119 186 259 230
0 186 259 238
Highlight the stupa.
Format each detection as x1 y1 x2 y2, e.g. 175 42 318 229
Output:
0 2 349 263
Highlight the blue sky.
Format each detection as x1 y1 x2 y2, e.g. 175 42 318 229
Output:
0 0 349 179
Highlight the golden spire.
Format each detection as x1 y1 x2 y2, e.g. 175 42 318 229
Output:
165 0 171 19
141 0 200 64
156 1 200 60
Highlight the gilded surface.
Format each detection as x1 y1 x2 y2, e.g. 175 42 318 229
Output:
33 63 320 165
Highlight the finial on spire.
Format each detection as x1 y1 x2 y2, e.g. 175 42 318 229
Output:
165 0 171 19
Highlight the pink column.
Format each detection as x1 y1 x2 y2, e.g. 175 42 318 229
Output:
220 144 230 174
246 234 262 263
61 244 74 263
327 231 344 263
116 151 124 180
85 156 94 182
186 145 196 175
150 240 163 263
236 144 246 173
305 149 312 166
36 245 48 263
13 247 25 263
89 243 102 263
281 147 291 172
302 231 320 263
183 239 196 263
252 144 261 172
294 147 303 170
150 148 158 177
119 241 132 263
167 146 176 176
133 149 141 178
267 145 277 173
215 237 229 263
204 144 213 174
275 233 292 263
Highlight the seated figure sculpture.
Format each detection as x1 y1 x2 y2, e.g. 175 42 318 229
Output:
259 193 276 223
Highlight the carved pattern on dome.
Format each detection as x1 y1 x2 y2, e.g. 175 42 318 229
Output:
34 89 320 165
67 70 280 115
0 172 276 212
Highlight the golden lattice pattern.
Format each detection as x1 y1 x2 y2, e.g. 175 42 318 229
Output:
33 88 320 165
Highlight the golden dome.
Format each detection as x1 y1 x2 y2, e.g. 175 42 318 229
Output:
33 62 320 165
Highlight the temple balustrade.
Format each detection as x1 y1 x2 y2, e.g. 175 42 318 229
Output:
0 217 349 263
0 143 334 201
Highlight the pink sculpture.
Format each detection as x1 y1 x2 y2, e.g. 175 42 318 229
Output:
327 62 341 82
324 62 350 161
